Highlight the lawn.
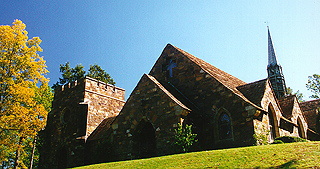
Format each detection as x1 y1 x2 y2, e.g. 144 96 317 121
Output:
74 141 320 168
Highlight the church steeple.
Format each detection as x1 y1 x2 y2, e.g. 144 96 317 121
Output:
268 27 278 66
266 27 287 99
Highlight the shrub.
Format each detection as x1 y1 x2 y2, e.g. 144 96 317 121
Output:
173 123 198 153
274 136 307 143
272 140 284 144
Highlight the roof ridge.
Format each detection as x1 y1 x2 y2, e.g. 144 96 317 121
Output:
300 98 320 104
168 44 263 111
238 78 268 88
169 44 247 86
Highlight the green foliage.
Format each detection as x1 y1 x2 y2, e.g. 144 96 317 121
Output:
53 62 115 88
253 132 269 145
173 123 197 153
272 140 284 144
286 87 305 102
274 136 308 143
253 125 270 145
87 64 115 85
73 142 320 169
306 74 320 99
52 62 85 88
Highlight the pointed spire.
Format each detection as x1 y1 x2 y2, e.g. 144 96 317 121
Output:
266 27 287 99
268 27 278 66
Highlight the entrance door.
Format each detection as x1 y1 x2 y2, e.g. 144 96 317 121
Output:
133 120 156 158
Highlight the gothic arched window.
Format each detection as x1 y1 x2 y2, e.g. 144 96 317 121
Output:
218 113 232 140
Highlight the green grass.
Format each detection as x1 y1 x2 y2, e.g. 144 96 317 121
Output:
74 142 320 168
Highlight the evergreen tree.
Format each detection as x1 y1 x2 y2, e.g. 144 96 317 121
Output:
53 63 115 89
87 64 115 85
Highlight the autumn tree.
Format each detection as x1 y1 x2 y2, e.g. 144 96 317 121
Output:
0 20 53 168
306 74 320 99
53 62 115 88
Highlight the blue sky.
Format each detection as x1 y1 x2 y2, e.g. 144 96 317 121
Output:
1 1 319 100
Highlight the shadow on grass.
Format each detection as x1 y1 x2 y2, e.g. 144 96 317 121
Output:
275 160 297 169
255 160 297 169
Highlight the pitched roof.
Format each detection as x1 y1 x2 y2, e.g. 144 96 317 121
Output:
145 74 191 111
300 99 320 112
169 44 263 110
87 116 116 141
278 95 296 119
300 99 320 131
237 79 268 107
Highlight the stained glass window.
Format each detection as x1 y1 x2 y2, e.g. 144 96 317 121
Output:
219 113 232 140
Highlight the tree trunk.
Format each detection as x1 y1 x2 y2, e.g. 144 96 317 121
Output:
14 137 23 169
29 136 37 169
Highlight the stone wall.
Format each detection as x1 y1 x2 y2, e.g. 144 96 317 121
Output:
253 82 308 142
39 79 88 168
39 77 125 168
149 45 257 148
259 81 282 139
84 77 125 138
110 74 191 160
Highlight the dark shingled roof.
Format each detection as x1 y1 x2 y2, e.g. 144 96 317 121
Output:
88 116 116 140
169 44 262 110
300 99 320 112
278 95 296 119
237 79 268 107
300 99 320 131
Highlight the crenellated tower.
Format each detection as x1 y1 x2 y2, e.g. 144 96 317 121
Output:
267 27 287 99
39 77 125 168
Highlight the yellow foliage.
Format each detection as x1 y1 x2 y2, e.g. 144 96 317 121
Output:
0 20 53 168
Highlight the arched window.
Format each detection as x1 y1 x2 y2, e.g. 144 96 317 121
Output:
218 113 232 140
297 117 306 139
268 104 279 141
60 108 71 124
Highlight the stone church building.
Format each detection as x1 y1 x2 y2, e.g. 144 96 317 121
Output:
39 29 320 168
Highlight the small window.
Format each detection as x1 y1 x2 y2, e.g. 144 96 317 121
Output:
218 113 232 140
60 108 71 124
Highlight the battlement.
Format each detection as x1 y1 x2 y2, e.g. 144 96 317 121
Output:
84 76 125 101
54 76 125 101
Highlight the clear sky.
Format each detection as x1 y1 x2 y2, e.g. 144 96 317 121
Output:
1 1 319 100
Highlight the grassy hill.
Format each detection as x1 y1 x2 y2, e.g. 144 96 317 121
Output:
74 142 320 168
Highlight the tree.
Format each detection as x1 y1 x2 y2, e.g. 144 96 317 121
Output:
0 20 53 168
306 74 320 99
52 62 86 88
53 63 115 88
87 64 115 85
173 123 197 153
286 87 304 102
